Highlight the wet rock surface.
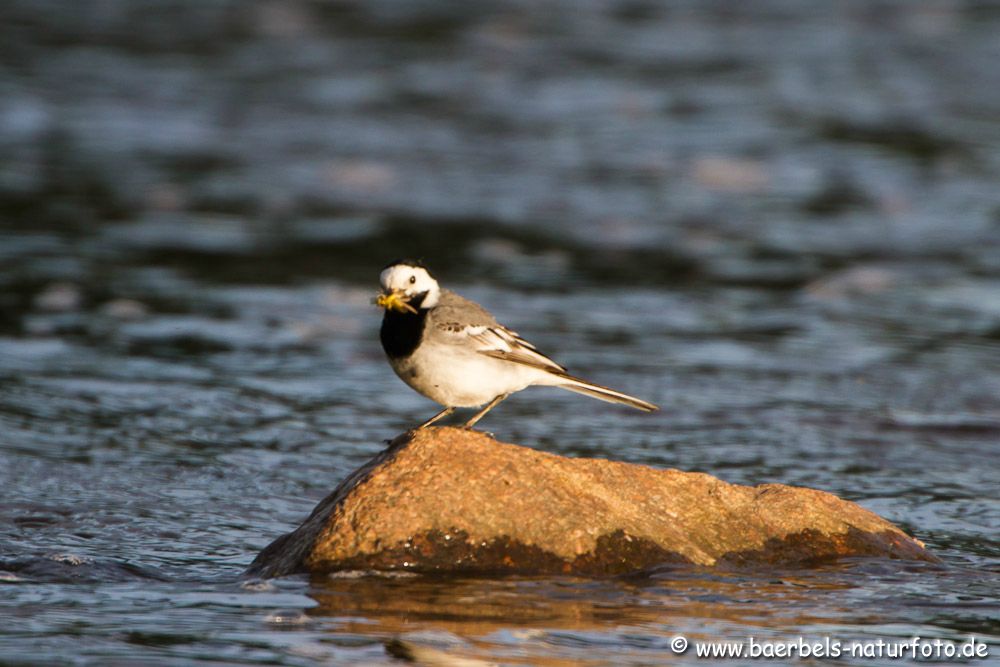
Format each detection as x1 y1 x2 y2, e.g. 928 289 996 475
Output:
248 427 934 577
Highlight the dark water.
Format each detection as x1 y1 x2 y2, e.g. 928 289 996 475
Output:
1 1 999 664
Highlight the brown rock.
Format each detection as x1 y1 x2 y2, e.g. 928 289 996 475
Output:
247 427 935 578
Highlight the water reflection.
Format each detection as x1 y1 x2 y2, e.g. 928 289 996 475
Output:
304 559 985 664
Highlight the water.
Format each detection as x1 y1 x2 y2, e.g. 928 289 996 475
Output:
1 1 998 664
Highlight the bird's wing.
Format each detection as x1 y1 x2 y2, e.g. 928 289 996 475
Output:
429 290 567 374
434 320 567 374
475 326 568 374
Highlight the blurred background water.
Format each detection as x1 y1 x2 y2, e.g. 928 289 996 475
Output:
1 1 998 664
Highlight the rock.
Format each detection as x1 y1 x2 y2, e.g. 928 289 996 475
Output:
247 427 935 578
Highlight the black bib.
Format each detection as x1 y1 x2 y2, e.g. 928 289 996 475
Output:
379 291 429 359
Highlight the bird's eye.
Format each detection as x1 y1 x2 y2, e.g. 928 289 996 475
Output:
409 276 416 284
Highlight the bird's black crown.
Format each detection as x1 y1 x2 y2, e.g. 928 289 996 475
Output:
383 258 429 271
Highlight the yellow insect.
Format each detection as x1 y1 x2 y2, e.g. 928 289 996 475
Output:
374 291 418 314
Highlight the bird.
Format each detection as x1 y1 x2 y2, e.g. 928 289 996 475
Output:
374 259 658 429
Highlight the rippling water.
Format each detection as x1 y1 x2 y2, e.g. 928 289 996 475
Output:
2 1 999 664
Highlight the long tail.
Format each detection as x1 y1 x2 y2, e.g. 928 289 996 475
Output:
553 373 658 412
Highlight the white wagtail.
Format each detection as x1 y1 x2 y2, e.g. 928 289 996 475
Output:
374 260 658 429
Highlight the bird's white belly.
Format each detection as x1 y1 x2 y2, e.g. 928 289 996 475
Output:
390 342 546 408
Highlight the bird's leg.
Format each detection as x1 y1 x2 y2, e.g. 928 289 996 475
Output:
462 394 509 429
415 406 455 430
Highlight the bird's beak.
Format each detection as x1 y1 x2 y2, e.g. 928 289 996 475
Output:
374 289 418 314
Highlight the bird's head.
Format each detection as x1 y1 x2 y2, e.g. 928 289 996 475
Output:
375 260 441 314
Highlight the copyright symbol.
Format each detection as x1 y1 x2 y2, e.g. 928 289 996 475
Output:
670 635 688 654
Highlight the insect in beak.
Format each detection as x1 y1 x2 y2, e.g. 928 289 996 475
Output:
374 290 418 314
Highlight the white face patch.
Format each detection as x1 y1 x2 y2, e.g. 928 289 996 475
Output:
379 264 441 308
